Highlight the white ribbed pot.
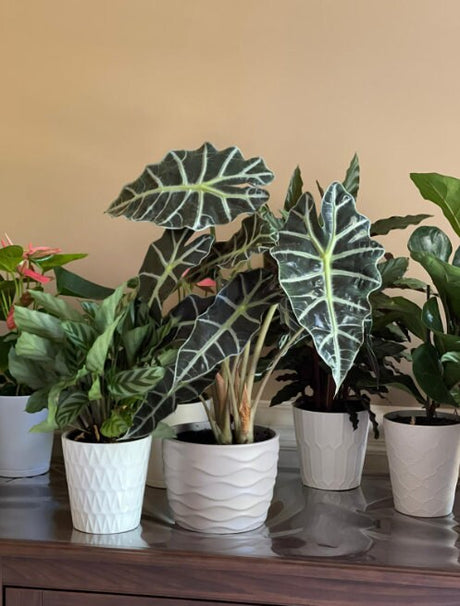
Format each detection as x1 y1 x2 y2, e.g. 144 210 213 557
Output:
62 432 152 534
163 422 279 534
147 401 208 488
0 395 53 477
384 410 460 517
293 404 369 490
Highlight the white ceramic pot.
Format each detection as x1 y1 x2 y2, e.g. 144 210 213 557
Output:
146 401 208 488
0 395 53 477
293 404 369 490
62 432 152 534
384 410 460 517
163 422 279 534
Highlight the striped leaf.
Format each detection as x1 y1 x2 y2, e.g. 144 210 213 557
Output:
109 366 165 399
138 228 213 318
29 290 82 322
271 181 384 392
61 320 98 351
106 143 274 231
55 391 89 428
342 153 360 199
13 306 65 342
126 269 279 437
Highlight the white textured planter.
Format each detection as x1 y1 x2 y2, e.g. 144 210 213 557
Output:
62 432 152 534
163 422 279 534
0 395 53 477
147 401 208 488
293 404 369 490
384 410 460 517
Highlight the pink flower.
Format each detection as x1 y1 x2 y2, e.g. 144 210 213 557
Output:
196 278 216 288
1 234 13 248
17 265 51 284
6 307 16 330
24 244 62 260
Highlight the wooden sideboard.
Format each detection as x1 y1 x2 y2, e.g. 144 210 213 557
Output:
0 459 459 606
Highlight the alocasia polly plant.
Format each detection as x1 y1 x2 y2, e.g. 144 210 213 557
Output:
105 144 388 443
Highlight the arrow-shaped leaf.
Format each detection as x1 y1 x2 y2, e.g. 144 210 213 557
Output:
106 142 274 231
272 182 384 392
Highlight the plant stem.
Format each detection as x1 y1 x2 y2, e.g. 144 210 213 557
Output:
252 325 304 418
245 304 278 405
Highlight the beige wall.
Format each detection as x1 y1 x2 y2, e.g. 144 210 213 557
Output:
2 0 459 288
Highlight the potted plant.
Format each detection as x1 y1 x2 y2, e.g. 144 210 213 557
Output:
105 143 387 530
383 171 460 517
0 238 86 477
12 209 280 533
270 174 430 490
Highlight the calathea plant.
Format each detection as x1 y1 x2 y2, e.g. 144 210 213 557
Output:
106 143 386 443
405 172 460 422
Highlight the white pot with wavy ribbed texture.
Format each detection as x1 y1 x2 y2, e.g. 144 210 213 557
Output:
293 404 369 490
163 422 279 534
384 411 460 517
0 395 53 477
62 432 152 534
147 401 208 488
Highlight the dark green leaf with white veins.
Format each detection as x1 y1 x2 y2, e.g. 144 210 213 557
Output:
138 228 213 318
106 142 275 231
271 182 384 392
127 269 279 437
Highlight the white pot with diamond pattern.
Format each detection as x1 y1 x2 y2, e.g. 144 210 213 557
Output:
62 432 152 534
293 404 369 490
163 422 279 534
384 410 460 517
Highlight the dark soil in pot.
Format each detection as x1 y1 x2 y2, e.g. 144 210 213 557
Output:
390 414 460 427
176 425 275 445
295 396 366 414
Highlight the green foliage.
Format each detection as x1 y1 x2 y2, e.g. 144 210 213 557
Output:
408 171 460 415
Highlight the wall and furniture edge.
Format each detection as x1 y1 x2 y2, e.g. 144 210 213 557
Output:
1 401 460 606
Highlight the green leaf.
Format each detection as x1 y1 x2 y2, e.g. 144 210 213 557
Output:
29 290 82 321
26 388 49 412
410 172 460 237
54 266 114 300
378 257 408 289
86 319 120 374
55 391 89 427
412 343 457 406
106 142 275 231
408 226 452 262
101 409 131 438
284 166 303 213
372 293 425 340
152 421 176 439
37 253 87 272
94 283 128 333
13 306 65 341
422 297 444 333
8 348 54 390
271 182 384 392
370 214 431 236
0 245 23 272
109 366 165 399
15 332 59 363
88 376 102 400
391 277 427 291
139 229 213 319
62 320 98 350
342 153 360 199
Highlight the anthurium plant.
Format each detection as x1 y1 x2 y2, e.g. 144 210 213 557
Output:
105 143 387 444
407 172 460 422
0 237 87 396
